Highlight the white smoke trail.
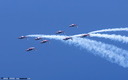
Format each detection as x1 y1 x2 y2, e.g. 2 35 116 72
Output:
90 33 128 43
27 34 128 67
89 27 128 34
27 34 68 40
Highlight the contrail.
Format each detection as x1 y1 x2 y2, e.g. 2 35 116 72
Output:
27 34 128 67
89 27 128 34
27 34 68 40
90 33 128 43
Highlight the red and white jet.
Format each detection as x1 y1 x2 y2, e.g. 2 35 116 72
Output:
26 47 36 51
40 40 50 43
56 30 66 34
35 37 43 40
18 36 28 40
63 37 73 40
69 24 78 28
80 34 90 38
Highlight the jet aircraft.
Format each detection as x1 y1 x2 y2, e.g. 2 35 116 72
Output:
35 37 43 40
40 40 50 43
63 37 73 40
69 24 78 28
18 36 28 40
56 30 66 34
26 47 36 51
80 34 90 38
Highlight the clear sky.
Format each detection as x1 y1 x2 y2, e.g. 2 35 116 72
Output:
0 0 128 80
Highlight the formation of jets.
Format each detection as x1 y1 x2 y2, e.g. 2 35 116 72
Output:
18 24 89 51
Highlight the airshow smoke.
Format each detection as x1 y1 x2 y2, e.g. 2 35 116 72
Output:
89 27 128 34
90 33 128 43
27 27 128 68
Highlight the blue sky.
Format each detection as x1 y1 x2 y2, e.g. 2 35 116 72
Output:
0 0 128 80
